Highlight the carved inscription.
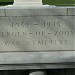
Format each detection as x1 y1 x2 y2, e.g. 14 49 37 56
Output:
0 16 74 51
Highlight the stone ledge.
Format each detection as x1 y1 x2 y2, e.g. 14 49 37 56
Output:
0 7 75 17
0 51 74 64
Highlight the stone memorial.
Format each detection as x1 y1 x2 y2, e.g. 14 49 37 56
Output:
0 0 75 70
0 4 75 51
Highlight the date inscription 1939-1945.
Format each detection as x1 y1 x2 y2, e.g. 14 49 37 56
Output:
0 16 74 51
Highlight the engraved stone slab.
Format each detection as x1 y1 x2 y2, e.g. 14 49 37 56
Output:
0 7 75 51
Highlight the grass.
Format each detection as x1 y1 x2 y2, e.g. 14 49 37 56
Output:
0 0 75 6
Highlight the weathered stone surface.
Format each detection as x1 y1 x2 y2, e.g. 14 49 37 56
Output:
0 51 74 64
0 6 74 69
5 7 67 16
0 8 5 16
0 0 75 68
0 7 75 51
68 8 75 15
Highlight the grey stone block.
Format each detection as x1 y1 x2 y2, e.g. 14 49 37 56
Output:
68 8 75 15
0 7 75 51
0 8 5 16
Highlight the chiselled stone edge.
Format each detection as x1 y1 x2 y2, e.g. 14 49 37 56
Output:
0 63 75 70
0 7 75 17
0 51 74 64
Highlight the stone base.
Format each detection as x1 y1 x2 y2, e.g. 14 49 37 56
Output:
13 2 42 6
0 6 74 69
